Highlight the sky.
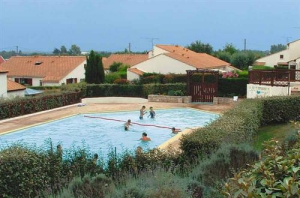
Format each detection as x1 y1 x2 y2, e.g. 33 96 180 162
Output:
0 0 300 53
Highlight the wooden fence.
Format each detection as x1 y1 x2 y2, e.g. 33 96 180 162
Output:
249 69 300 86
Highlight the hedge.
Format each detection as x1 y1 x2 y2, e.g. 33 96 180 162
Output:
85 83 187 98
180 95 300 159
0 92 81 120
218 78 248 97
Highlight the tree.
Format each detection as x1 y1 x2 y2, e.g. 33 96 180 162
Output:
53 48 60 55
270 44 286 54
215 51 231 63
186 40 213 54
223 43 238 55
60 46 68 54
69 44 81 55
230 52 255 70
85 50 105 84
109 62 122 72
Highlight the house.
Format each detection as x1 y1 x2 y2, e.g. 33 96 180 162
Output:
102 54 148 73
0 66 26 98
254 39 300 69
127 44 237 81
1 56 87 86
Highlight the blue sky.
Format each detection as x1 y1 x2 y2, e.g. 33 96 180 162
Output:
0 0 299 53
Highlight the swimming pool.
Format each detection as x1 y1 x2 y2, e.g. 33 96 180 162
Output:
0 108 218 157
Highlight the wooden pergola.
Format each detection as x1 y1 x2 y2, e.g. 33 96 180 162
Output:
186 69 219 102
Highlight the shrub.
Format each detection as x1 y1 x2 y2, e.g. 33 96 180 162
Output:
223 138 300 197
261 95 300 124
180 99 263 160
113 78 129 84
104 72 121 84
0 145 50 197
218 78 248 97
109 62 122 72
0 92 81 120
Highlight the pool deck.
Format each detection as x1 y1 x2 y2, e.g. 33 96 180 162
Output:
0 97 235 151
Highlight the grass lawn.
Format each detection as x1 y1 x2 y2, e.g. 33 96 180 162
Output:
253 122 298 151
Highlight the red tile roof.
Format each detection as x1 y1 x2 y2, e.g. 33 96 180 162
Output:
7 79 26 92
0 65 8 73
1 56 86 82
156 45 230 69
0 56 5 65
128 68 144 75
103 54 148 70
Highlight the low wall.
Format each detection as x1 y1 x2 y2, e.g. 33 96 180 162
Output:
247 84 290 98
148 95 192 103
213 97 238 104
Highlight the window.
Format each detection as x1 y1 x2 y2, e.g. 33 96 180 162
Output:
35 61 43 65
280 55 284 59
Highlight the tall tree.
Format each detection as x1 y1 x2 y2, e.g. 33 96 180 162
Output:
223 43 238 55
60 45 68 54
53 48 60 55
270 44 286 54
69 44 81 55
186 40 213 54
85 50 105 84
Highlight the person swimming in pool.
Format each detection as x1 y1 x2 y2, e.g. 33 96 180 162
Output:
139 106 146 119
149 106 156 119
171 127 181 134
140 132 151 141
124 119 132 131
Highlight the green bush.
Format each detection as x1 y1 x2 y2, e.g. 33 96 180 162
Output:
0 145 50 197
261 95 300 124
0 92 81 120
252 65 274 70
218 78 248 97
104 72 121 84
188 144 259 197
85 83 187 98
223 139 300 197
181 99 263 160
109 62 122 72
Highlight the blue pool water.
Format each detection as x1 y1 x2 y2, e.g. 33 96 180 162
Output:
0 108 218 157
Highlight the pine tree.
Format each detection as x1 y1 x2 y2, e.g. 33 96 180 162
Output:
85 50 105 84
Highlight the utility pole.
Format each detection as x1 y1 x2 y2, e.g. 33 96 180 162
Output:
143 37 159 49
244 39 247 51
16 46 18 55
128 43 131 53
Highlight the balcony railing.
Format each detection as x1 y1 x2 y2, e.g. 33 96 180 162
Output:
248 70 300 87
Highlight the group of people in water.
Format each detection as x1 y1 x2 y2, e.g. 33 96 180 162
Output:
124 106 181 141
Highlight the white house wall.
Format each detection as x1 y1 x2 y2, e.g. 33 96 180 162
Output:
288 40 300 60
256 50 290 67
60 61 86 85
127 71 140 81
8 77 43 86
149 46 169 58
7 90 25 98
0 73 7 98
132 55 195 75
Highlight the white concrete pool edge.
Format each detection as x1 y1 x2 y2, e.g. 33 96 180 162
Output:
82 97 148 104
157 127 199 151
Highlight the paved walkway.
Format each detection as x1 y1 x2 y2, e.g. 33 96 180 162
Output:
0 98 235 150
